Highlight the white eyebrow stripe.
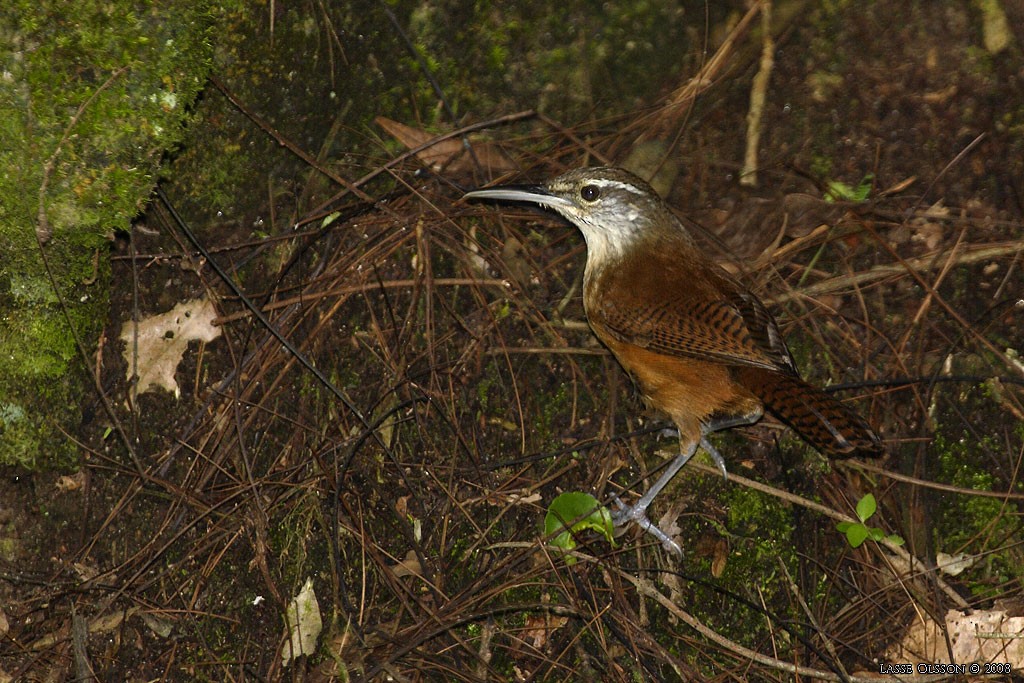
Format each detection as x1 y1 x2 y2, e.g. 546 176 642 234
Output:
589 179 640 192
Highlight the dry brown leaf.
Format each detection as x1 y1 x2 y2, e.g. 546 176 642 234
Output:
710 538 728 579
72 561 99 581
390 550 424 579
523 613 568 649
30 607 139 651
886 608 1024 667
55 472 85 492
375 116 515 174
119 298 221 399
948 609 1024 666
395 494 411 517
483 490 542 507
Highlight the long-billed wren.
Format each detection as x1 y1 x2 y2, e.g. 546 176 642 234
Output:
465 167 883 554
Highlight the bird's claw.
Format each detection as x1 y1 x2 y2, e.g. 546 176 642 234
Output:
610 495 683 557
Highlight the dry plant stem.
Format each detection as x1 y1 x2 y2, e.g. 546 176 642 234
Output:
71 609 93 683
858 221 1024 379
307 109 536 218
617 566 953 683
535 112 613 166
629 0 764 143
484 346 607 356
777 558 850 681
210 74 375 203
896 228 966 353
768 240 1024 304
849 460 1024 501
740 0 773 187
493 544 951 683
762 223 833 266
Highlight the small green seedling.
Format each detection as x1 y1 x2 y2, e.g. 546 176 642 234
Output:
544 492 615 564
836 493 905 548
824 173 873 202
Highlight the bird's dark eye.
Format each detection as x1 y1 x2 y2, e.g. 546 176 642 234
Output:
580 184 601 202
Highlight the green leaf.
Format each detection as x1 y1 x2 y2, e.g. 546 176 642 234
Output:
320 211 341 228
886 534 906 546
844 523 871 548
824 174 873 202
855 493 877 522
544 492 615 563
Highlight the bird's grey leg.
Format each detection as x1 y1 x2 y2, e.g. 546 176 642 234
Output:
612 407 762 555
611 439 698 557
699 407 763 480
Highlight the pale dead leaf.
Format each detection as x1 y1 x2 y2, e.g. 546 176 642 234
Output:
656 500 685 551
376 116 516 174
886 609 1024 668
90 607 139 633
523 613 568 649
140 611 175 638
922 202 949 217
948 609 1024 666
31 607 138 650
935 551 976 577
377 116 461 169
72 561 99 581
396 494 411 517
885 612 944 662
390 550 424 579
283 578 322 667
501 237 535 285
120 298 221 399
483 490 542 507
55 472 85 492
911 221 944 251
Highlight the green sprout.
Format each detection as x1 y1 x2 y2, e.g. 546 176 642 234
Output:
824 173 873 202
836 493 905 548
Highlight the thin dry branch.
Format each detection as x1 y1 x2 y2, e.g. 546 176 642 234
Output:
769 240 1024 304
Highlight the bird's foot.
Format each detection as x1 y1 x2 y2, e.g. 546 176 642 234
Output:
700 437 730 480
610 494 682 558
657 426 680 440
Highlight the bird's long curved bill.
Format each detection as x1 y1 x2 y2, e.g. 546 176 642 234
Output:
463 185 573 211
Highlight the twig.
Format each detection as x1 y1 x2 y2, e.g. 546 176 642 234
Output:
618 566 953 683
213 277 509 325
680 459 970 609
305 110 536 219
740 0 773 187
630 0 765 142
843 460 1024 501
209 74 376 203
768 240 1024 303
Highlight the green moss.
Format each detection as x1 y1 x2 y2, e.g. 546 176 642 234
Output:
667 478 807 656
932 431 1023 590
0 1 215 467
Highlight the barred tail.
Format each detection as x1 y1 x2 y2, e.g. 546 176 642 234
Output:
736 367 883 457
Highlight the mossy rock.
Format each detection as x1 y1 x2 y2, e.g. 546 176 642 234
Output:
0 2 215 468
